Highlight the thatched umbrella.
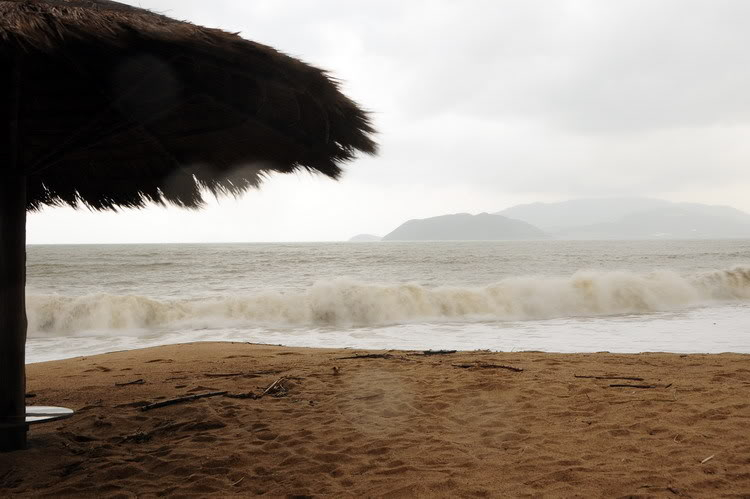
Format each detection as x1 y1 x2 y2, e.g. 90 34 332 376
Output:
0 0 376 451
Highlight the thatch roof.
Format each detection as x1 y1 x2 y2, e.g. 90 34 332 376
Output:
0 0 377 210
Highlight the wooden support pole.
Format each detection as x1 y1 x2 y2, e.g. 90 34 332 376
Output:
0 175 27 451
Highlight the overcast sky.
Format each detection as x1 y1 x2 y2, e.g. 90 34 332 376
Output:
28 0 750 243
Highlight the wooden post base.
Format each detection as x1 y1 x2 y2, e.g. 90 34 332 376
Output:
0 425 26 452
0 175 27 452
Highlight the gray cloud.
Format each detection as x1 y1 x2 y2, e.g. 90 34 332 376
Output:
34 0 750 243
181 0 750 131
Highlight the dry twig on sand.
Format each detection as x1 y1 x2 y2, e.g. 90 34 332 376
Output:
336 353 394 360
609 384 656 389
262 378 288 397
610 398 676 404
204 373 244 378
140 391 228 411
575 375 644 381
115 379 145 386
453 363 524 372
224 392 259 400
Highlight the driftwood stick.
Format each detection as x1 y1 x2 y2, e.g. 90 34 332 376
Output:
610 399 676 404
421 350 457 356
480 364 523 372
453 363 523 372
204 373 244 378
115 379 145 387
609 384 656 389
575 375 644 381
140 391 227 411
225 392 259 400
337 353 393 360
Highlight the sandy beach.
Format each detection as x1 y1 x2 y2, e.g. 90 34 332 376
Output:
1 342 749 497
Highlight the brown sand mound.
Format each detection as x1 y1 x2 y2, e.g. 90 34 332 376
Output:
1 343 749 497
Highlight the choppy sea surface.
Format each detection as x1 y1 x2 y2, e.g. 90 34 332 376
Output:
26 240 750 363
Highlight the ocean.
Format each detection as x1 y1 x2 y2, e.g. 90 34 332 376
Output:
26 240 750 363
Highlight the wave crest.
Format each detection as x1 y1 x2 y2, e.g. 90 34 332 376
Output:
26 267 750 335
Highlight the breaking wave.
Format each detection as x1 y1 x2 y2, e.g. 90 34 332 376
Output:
26 267 750 335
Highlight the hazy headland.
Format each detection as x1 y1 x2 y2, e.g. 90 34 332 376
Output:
353 197 750 241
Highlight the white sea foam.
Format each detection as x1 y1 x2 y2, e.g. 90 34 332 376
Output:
26 267 750 336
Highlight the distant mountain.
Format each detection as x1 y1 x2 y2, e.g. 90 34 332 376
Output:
558 204 750 239
497 198 750 239
382 213 548 241
496 197 671 232
348 234 382 242
361 199 750 243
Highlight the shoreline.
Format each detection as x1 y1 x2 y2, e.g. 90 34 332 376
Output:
3 342 749 496
26 344 750 366
26 338 750 366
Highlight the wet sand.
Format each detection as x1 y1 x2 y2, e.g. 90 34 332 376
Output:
1 342 749 497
